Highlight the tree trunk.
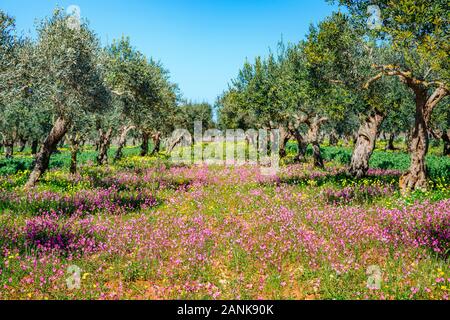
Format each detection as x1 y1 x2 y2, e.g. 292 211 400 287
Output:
140 132 150 157
352 132 358 146
442 129 450 156
329 131 338 146
3 138 13 158
25 117 69 188
349 110 385 178
69 135 80 174
400 90 430 192
385 132 396 151
31 140 38 155
96 128 113 165
278 126 290 158
307 116 327 169
291 130 307 162
167 133 186 154
312 142 324 168
400 85 448 192
150 132 161 155
18 138 26 152
114 125 134 161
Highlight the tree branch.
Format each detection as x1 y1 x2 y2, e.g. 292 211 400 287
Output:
363 65 448 91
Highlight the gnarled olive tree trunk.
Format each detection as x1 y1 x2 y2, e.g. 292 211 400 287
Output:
18 138 26 153
114 125 134 161
306 116 328 169
150 131 162 155
140 132 150 157
278 126 290 158
385 132 396 151
68 134 81 174
442 129 450 156
312 142 323 168
167 131 189 154
96 128 113 165
329 131 338 146
31 140 38 155
25 117 69 188
3 138 14 158
400 86 448 192
349 110 386 178
290 130 307 163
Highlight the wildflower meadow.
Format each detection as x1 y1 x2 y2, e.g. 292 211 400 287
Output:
0 144 448 300
0 1 449 306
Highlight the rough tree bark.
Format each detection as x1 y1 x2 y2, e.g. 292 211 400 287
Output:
31 140 38 155
96 128 113 165
289 130 306 162
167 133 188 154
3 138 13 158
150 132 162 155
312 142 323 168
306 116 328 169
140 132 150 157
114 125 134 161
278 126 290 158
349 110 386 178
352 132 358 146
443 130 450 156
329 131 338 146
399 86 448 192
68 134 80 174
385 132 396 151
18 138 26 152
25 117 69 188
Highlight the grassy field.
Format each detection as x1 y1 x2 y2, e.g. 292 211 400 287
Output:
0 145 449 300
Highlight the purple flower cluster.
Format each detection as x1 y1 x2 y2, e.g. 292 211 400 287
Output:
380 200 450 257
24 212 107 255
0 186 157 215
322 184 396 204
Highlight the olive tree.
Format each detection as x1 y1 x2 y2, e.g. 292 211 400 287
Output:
25 9 111 188
331 0 449 191
305 12 415 177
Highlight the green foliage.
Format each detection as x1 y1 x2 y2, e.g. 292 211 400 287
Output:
35 8 111 120
0 147 141 176
175 102 215 133
104 36 178 136
330 0 449 84
0 158 29 175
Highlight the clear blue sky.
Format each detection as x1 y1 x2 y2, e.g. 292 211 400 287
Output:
2 0 339 104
